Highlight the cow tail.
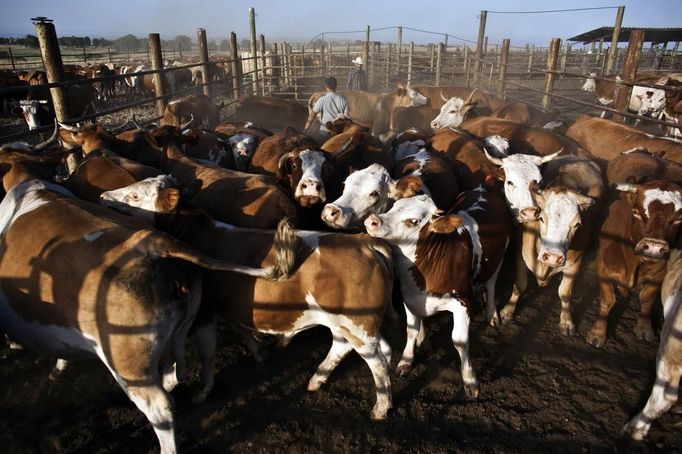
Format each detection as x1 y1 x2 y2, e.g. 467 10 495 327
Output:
271 217 300 281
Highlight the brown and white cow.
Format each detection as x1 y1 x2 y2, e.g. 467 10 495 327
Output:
430 90 479 130
566 116 682 167
623 236 682 440
498 155 604 335
411 85 506 112
0 149 294 454
233 95 308 132
662 78 682 138
100 176 396 420
587 177 682 348
365 189 513 390
162 94 220 129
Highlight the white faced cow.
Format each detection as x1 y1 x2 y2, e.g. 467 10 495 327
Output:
430 89 478 130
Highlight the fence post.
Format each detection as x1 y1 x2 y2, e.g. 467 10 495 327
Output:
248 7 259 95
282 41 289 87
148 33 167 118
669 41 679 72
178 41 183 61
320 40 325 74
259 34 267 94
542 38 561 111
430 44 435 71
8 47 15 70
463 45 469 87
197 28 211 97
474 10 487 85
614 29 644 123
108 47 112 63
436 42 443 86
407 41 414 86
363 25 370 64
606 5 625 75
230 32 241 99
82 45 87 64
397 26 403 77
527 44 535 75
33 18 69 123
498 38 510 98
560 43 570 75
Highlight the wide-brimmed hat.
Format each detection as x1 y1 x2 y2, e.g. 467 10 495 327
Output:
352 57 363 65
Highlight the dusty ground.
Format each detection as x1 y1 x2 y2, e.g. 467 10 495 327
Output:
0 250 679 453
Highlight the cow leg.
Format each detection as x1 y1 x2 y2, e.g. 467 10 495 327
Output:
49 358 70 381
599 110 607 119
450 302 479 399
193 320 217 403
484 250 506 328
415 319 427 348
232 325 266 363
586 280 617 348
623 359 681 440
307 332 353 392
397 308 422 377
501 247 528 324
635 284 659 342
557 260 581 336
127 384 177 454
355 339 392 421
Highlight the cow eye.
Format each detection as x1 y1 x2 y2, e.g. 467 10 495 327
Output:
449 110 456 114
130 193 139 201
506 180 514 187
370 191 380 198
404 218 420 227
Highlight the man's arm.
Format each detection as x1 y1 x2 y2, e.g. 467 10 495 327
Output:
304 110 318 132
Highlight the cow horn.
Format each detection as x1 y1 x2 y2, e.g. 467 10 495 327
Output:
483 148 504 166
33 120 60 151
57 121 84 133
179 114 195 131
440 90 449 102
465 88 479 105
277 151 294 171
132 114 153 132
540 148 563 164
108 120 131 134
331 135 357 158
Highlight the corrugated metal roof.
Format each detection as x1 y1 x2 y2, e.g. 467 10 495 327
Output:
568 27 682 45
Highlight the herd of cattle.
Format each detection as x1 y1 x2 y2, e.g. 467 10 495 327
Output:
0 77 681 453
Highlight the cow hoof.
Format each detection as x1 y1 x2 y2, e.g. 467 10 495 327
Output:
307 377 324 392
500 307 515 324
396 362 413 378
488 313 501 328
464 382 480 399
622 421 647 441
586 330 606 348
634 322 655 342
559 322 575 337
370 406 389 421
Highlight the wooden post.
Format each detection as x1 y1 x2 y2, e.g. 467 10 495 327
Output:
498 38 510 98
271 42 280 90
320 40 326 74
248 7 259 95
8 47 15 70
259 34 267 94
527 44 535 74
363 25 370 65
464 45 470 87
474 10 487 85
178 41 183 61
542 38 561 111
435 42 443 86
606 5 625 75
33 19 69 122
148 33 167 117
614 29 644 123
108 47 112 63
430 44 435 71
82 45 87 64
484 36 489 53
407 41 414 86
283 41 290 86
560 43 570 74
397 26 403 77
230 32 241 99
669 41 679 72
197 28 211 97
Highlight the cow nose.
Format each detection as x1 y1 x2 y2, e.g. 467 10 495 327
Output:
635 238 670 260
539 251 565 267
364 214 381 232
519 207 539 222
321 204 341 224
431 121 439 129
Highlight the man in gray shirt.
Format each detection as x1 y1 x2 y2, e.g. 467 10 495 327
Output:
304 77 349 142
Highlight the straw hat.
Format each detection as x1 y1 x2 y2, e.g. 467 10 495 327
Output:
352 56 363 65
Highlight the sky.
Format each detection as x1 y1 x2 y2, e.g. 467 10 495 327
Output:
0 0 680 47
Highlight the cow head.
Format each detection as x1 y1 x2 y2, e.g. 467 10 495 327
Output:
322 163 401 228
530 187 595 267
615 181 682 261
484 144 563 223
278 149 328 207
582 73 597 92
19 99 50 130
636 88 666 117
430 90 478 129
228 133 256 171
373 87 429 135
100 175 179 223
364 194 440 244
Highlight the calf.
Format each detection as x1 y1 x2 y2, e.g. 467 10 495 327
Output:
100 176 396 419
623 237 682 440
587 180 682 347
365 190 513 390
498 155 604 335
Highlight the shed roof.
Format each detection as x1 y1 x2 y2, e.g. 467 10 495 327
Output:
568 27 682 45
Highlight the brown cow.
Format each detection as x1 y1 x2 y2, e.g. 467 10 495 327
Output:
662 78 682 138
100 176 396 420
365 189 513 390
566 116 682 167
233 95 308 132
0 148 294 454
162 94 219 129
489 101 562 129
586 153 682 347
390 105 439 137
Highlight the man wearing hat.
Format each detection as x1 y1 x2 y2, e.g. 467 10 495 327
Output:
347 56 367 91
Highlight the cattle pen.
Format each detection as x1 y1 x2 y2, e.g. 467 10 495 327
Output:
1 4 682 454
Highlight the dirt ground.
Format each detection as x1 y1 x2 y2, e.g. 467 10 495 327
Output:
0 249 679 454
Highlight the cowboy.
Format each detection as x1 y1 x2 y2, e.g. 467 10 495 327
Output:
347 56 367 91
304 76 349 142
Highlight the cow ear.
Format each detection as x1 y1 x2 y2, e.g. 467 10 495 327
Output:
394 175 424 199
178 178 201 197
157 187 180 212
429 214 463 233
463 100 478 112
575 193 595 211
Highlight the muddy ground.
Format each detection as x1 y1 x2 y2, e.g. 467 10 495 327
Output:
0 249 680 453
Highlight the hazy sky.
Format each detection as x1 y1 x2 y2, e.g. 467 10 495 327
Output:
1 0 680 47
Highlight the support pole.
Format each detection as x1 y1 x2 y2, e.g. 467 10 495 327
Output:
283 40 290 87
363 25 370 67
407 41 414 86
542 38 561 111
498 38 510 98
33 18 69 122
259 34 267 94
148 33 167 118
230 32 241 99
436 42 443 86
614 29 644 123
474 10 487 85
8 47 15 70
606 5 625 75
464 45 470 88
527 44 534 74
197 28 211 97
397 27 403 77
248 7 259 95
